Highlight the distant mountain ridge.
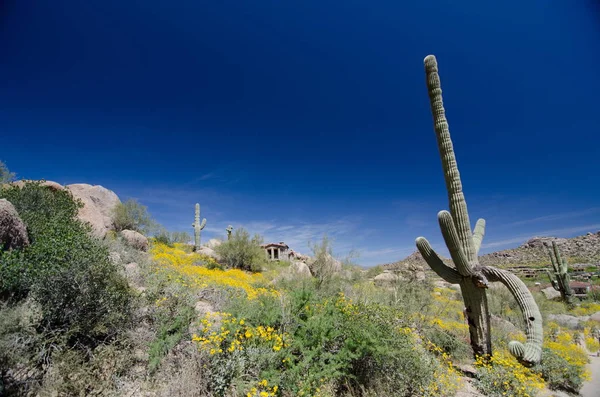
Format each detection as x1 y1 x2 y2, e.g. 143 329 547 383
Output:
382 230 600 271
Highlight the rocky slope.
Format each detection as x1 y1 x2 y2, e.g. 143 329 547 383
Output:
383 230 600 272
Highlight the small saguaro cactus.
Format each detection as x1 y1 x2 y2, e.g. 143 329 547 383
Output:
192 203 207 251
546 241 574 307
415 55 543 366
226 225 233 240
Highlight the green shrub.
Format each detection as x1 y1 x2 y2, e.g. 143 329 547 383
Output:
364 264 383 279
199 283 456 396
475 351 545 397
171 231 191 244
154 230 174 247
152 230 192 247
308 235 339 288
423 326 470 360
112 198 156 234
0 160 15 184
148 296 195 374
534 346 587 393
0 182 132 346
36 340 134 396
215 228 266 272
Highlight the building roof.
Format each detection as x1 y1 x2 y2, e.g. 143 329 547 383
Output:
261 242 289 249
570 281 591 289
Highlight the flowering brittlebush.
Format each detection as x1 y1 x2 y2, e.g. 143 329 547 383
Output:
421 341 463 396
544 332 590 376
151 242 278 300
570 302 600 317
192 312 289 356
475 350 545 397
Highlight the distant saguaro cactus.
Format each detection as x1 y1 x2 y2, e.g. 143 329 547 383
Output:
192 203 206 251
546 241 574 308
415 55 543 366
226 225 233 240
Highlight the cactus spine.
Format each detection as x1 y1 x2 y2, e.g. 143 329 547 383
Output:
546 241 574 307
415 55 543 366
192 203 207 251
226 225 233 240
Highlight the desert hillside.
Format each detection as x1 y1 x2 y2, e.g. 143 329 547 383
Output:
383 231 600 272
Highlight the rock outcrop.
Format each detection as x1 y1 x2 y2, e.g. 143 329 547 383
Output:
382 231 600 276
205 239 222 249
66 184 121 238
120 230 149 251
0 199 29 250
382 251 428 280
7 179 64 191
196 246 220 261
373 271 400 287
547 314 589 329
479 232 600 266
541 287 562 300
290 260 312 278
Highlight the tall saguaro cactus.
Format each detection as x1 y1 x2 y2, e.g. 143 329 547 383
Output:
415 55 543 366
192 203 207 251
546 241 574 307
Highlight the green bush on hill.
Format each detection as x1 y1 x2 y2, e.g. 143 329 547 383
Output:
0 180 132 350
112 198 156 234
215 227 267 272
0 160 16 184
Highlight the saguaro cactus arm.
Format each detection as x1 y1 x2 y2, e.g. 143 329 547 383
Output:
472 218 486 254
438 210 475 277
416 236 462 284
546 270 560 291
482 266 543 366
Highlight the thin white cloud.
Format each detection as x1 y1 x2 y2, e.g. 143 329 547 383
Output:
198 172 217 181
481 224 600 250
358 246 415 259
503 207 600 227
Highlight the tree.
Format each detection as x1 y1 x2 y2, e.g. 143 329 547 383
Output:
308 235 341 288
171 231 191 244
215 227 266 272
112 199 156 235
0 160 16 184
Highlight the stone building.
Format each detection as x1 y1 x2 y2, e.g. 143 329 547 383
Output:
261 242 289 261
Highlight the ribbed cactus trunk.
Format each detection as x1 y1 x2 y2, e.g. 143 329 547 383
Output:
416 55 543 366
547 241 574 308
192 203 206 251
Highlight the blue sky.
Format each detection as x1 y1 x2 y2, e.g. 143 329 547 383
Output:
1 1 599 266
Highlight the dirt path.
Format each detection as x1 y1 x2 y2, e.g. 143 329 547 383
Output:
580 351 600 397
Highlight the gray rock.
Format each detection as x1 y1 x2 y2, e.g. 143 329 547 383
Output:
108 251 121 265
414 271 426 281
66 184 121 238
547 314 588 329
194 300 215 316
290 261 312 278
0 199 29 250
120 230 149 251
205 238 222 249
197 246 220 260
522 237 568 249
374 271 399 287
590 311 600 323
541 287 562 300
